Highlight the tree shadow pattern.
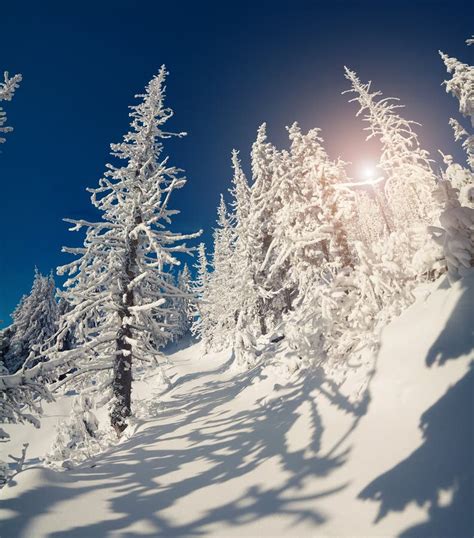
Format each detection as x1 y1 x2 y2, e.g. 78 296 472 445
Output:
359 277 474 538
0 360 367 537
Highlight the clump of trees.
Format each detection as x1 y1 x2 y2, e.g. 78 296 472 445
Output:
193 38 474 370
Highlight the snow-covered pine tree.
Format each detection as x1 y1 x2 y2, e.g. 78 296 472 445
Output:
440 47 474 127
344 68 438 227
221 125 292 354
46 66 199 435
0 327 13 367
245 123 286 337
193 243 209 302
4 269 59 374
273 125 360 368
430 180 474 281
440 151 474 207
196 148 258 359
0 71 21 144
190 242 210 344
283 123 354 278
204 124 357 367
173 264 193 339
440 38 474 175
430 39 474 281
204 195 240 351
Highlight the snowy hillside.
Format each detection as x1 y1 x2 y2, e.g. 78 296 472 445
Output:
1 272 472 537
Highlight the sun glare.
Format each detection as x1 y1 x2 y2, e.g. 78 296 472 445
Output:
362 165 375 180
359 163 379 183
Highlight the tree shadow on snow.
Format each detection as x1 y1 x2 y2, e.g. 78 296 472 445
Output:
425 276 474 367
0 357 368 537
359 276 474 538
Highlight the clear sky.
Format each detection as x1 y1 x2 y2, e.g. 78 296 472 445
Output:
0 0 472 325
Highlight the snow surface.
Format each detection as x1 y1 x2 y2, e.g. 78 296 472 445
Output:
0 274 473 537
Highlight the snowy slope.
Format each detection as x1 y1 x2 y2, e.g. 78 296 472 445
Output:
0 274 473 537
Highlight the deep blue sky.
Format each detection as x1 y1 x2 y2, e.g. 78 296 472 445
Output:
0 0 472 325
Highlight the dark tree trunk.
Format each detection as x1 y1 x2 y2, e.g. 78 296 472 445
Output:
111 211 141 436
111 321 133 435
257 298 268 336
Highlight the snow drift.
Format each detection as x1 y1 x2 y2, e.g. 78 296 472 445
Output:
0 273 472 537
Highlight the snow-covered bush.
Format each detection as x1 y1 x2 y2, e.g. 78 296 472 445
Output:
0 358 54 439
45 395 110 469
0 442 28 488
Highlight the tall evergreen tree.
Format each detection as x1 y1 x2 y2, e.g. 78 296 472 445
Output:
430 39 474 281
205 196 240 350
344 68 438 227
191 242 210 344
4 269 58 374
47 67 199 434
174 264 193 339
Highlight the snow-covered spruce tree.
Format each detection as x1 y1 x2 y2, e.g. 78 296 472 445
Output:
275 125 370 369
0 326 13 368
45 394 101 469
204 195 240 351
440 150 473 207
190 242 211 345
279 123 354 281
440 39 474 175
250 124 354 368
225 126 294 353
4 269 59 374
429 180 474 282
173 264 193 340
194 148 260 364
224 150 252 335
0 71 22 144
429 40 474 281
440 46 474 127
47 66 200 435
344 68 438 228
226 143 282 365
233 123 280 340
204 124 358 368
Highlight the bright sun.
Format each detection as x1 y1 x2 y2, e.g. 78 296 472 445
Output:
361 164 376 182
